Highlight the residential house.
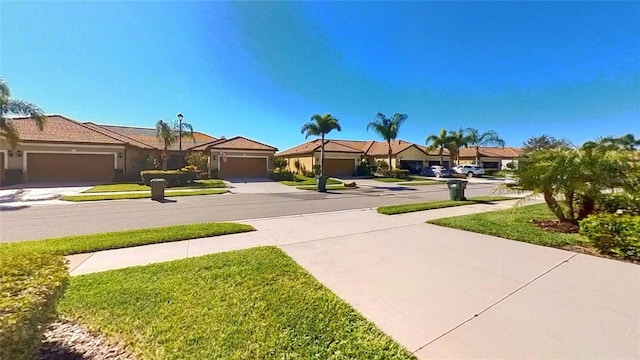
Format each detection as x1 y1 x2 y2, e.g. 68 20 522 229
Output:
458 147 524 169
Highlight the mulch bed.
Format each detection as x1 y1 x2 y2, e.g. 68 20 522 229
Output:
530 219 580 233
40 320 134 360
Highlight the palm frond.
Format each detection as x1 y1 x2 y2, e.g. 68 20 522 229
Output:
2 100 46 130
0 119 20 147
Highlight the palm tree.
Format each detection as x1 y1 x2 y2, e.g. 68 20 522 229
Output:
425 129 449 166
584 134 640 151
367 113 408 168
465 128 505 165
155 119 194 170
0 79 46 147
446 128 467 167
300 113 342 177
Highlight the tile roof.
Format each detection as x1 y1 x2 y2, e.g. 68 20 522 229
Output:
459 147 524 158
277 139 364 156
5 115 124 145
365 140 418 156
191 136 277 152
97 124 216 151
83 122 154 149
417 144 451 156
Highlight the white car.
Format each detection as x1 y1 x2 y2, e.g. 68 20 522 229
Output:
453 164 485 177
504 174 520 186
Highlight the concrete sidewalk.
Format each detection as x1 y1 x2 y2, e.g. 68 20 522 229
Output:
64 199 640 359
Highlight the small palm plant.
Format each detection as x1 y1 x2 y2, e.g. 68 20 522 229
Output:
300 113 342 177
367 113 408 169
0 78 46 147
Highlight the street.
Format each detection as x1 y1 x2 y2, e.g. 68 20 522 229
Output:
0 183 499 242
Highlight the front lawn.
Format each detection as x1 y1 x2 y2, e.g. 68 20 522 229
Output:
280 174 341 186
0 222 254 257
83 179 227 193
428 203 585 248
377 196 514 215
63 189 228 201
58 247 415 360
296 184 358 191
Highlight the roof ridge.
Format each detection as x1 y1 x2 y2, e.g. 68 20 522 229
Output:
83 122 155 148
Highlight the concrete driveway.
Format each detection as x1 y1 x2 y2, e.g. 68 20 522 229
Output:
224 177 304 194
0 182 94 207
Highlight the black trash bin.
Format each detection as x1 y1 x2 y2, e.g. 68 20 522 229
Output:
447 179 468 201
316 175 328 192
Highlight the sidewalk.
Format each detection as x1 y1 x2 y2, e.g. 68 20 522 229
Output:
67 198 527 275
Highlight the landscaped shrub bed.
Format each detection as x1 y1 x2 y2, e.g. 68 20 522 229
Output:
268 170 295 181
599 193 640 215
140 170 197 186
580 214 640 261
378 169 410 179
0 254 68 360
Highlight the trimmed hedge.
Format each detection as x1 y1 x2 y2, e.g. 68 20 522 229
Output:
599 193 640 215
580 214 640 260
140 170 197 186
378 169 410 179
0 254 68 360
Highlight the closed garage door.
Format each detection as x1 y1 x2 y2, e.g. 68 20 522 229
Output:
220 157 267 178
28 153 115 182
323 159 354 177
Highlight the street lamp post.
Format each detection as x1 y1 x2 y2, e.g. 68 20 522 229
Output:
177 113 184 167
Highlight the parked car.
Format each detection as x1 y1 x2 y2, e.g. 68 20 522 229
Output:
453 164 485 177
422 165 452 178
504 174 520 186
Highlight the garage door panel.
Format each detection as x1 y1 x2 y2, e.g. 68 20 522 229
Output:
323 159 354 177
28 153 114 182
221 157 266 178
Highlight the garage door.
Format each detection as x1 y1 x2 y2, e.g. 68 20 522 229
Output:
323 159 354 177
220 157 267 178
28 153 115 182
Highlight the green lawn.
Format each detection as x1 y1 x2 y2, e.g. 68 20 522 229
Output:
83 179 227 193
58 247 415 360
428 203 585 248
296 184 358 191
377 196 515 215
374 175 431 183
280 174 341 186
0 222 254 257
63 189 228 201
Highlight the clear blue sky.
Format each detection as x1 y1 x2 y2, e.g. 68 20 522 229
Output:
2 1 639 151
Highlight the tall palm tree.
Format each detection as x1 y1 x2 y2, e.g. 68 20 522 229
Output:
585 134 640 151
446 128 467 167
367 112 408 168
425 128 449 166
0 79 46 147
465 128 505 165
300 113 342 177
155 119 195 170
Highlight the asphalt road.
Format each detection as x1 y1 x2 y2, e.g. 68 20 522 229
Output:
1 183 498 242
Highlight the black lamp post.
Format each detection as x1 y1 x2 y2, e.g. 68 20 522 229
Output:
177 113 184 167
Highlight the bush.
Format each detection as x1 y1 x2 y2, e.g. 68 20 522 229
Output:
376 160 389 170
184 152 209 172
484 169 499 176
580 214 640 260
599 193 640 215
379 169 410 179
273 158 288 171
303 170 316 178
268 171 294 181
140 170 198 186
0 254 68 360
198 172 210 180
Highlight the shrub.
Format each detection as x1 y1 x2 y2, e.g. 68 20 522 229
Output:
599 193 640 215
378 169 410 179
303 170 316 178
140 170 198 186
580 214 640 260
484 169 499 176
0 254 68 360
273 158 288 171
313 164 321 176
198 172 210 180
376 160 389 170
268 171 295 181
184 151 209 172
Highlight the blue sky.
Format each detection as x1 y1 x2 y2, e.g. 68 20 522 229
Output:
2 1 639 151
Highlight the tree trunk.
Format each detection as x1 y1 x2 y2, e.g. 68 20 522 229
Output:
475 146 480 165
564 190 575 221
162 147 168 171
577 195 595 220
543 192 566 222
388 140 392 169
439 146 444 166
320 134 325 176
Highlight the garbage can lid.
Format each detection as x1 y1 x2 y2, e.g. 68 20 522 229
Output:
150 178 167 183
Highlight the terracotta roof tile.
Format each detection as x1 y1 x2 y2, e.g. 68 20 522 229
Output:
365 140 416 156
98 125 216 151
5 115 124 145
83 122 154 149
209 136 277 151
459 147 524 158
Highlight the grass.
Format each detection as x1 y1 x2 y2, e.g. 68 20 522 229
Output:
83 179 227 193
296 184 358 190
280 174 341 186
428 203 585 248
0 222 255 257
57 247 415 360
373 177 408 183
63 189 228 201
377 196 515 215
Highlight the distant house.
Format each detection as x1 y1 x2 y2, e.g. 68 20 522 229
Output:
457 147 524 169
0 115 277 185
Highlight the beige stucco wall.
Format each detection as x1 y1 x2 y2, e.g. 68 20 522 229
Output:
210 149 276 171
278 155 314 174
0 142 126 171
